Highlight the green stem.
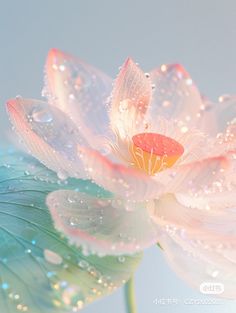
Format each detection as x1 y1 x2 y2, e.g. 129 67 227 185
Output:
124 276 137 313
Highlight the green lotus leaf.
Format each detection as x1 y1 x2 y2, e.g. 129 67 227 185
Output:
0 149 142 313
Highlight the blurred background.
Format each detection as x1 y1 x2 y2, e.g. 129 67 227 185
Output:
1 1 236 312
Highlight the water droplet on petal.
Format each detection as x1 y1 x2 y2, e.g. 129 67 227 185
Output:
59 64 66 71
57 170 68 181
180 126 188 133
218 94 232 103
185 78 192 86
160 64 167 72
162 100 171 108
67 196 76 204
78 260 89 269
32 108 53 123
69 216 79 226
119 99 130 112
44 249 63 265
52 64 58 70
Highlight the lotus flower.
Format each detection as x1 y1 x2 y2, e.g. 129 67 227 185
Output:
7 49 236 303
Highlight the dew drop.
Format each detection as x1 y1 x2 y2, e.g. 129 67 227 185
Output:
118 256 125 263
52 64 58 70
59 64 66 71
57 170 68 181
44 249 63 265
160 64 167 72
162 100 171 108
185 78 192 86
69 216 79 226
69 93 75 100
180 126 188 133
218 94 232 103
78 260 89 269
32 108 53 123
119 99 130 112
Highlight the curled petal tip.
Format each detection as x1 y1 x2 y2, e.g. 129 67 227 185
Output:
6 98 19 113
169 63 190 78
125 57 135 65
119 57 138 73
46 48 67 68
6 98 14 109
47 48 63 58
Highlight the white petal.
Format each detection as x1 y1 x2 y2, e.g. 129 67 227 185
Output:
45 48 113 149
176 192 236 211
204 95 236 135
149 194 236 241
149 64 203 127
156 153 235 197
7 97 86 178
159 230 236 299
110 58 152 139
78 146 164 201
152 195 236 298
47 190 159 255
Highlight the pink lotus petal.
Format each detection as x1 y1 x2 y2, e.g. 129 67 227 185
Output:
159 230 236 299
47 190 159 255
45 48 113 149
204 95 236 135
110 58 152 139
176 191 236 212
78 146 164 201
211 121 236 155
156 153 235 197
7 97 86 179
149 194 236 242
149 64 203 128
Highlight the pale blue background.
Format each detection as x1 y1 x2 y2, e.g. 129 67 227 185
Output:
1 1 236 312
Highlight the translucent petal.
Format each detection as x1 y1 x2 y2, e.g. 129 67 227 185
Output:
201 95 236 135
0 150 142 312
210 121 236 155
176 191 236 212
45 48 113 149
152 195 236 298
149 64 203 127
47 190 159 256
7 97 87 179
156 153 235 197
159 230 236 299
78 146 164 200
149 194 236 241
110 58 152 139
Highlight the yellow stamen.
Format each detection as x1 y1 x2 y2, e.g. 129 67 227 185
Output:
130 133 184 175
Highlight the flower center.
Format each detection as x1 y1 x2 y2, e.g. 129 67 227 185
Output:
130 133 184 175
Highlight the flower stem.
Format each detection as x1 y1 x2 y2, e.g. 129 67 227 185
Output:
124 276 137 313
